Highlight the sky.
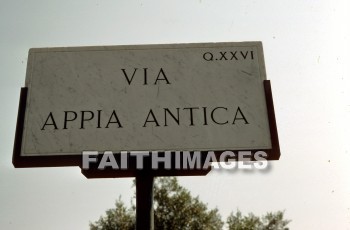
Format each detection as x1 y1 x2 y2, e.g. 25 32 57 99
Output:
1 0 350 229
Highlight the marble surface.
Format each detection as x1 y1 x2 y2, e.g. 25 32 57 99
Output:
21 42 271 156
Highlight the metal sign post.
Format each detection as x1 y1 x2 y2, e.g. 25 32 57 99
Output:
136 171 154 230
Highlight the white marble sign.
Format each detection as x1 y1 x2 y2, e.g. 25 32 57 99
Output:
21 42 271 156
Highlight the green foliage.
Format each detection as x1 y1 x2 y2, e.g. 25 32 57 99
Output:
90 177 223 230
227 210 261 230
90 177 290 230
90 197 135 230
227 210 290 230
153 177 223 230
261 211 290 230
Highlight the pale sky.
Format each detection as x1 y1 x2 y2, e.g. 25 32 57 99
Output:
1 0 349 229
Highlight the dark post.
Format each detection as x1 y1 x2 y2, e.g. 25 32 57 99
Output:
136 171 154 230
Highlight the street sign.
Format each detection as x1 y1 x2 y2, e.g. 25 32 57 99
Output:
13 42 280 169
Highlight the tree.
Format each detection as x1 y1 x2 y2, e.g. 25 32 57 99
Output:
227 210 290 230
226 210 261 230
90 177 290 230
90 197 135 230
90 177 223 230
153 177 223 230
261 211 290 230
